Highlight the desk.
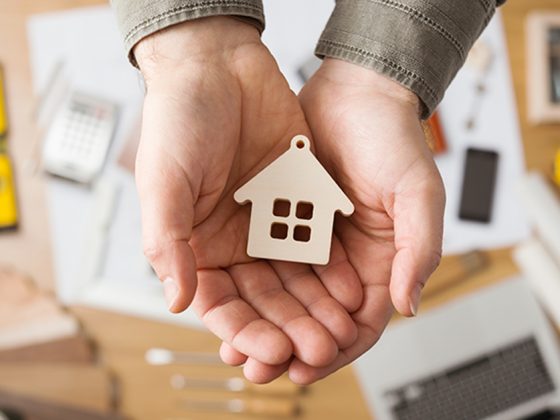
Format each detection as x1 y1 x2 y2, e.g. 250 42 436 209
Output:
0 1 558 419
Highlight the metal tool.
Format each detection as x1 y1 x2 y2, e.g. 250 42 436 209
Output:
464 40 494 131
145 348 222 366
181 397 299 417
171 374 302 396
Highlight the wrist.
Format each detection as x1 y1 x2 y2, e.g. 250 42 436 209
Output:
134 16 261 81
319 58 421 116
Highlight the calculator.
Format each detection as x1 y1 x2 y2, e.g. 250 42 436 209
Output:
42 91 118 183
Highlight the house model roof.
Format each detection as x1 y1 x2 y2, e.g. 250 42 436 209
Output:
234 135 354 216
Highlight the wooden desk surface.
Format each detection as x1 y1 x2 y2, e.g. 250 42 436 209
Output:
1 1 559 419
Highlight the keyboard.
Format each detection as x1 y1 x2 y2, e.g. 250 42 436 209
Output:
385 337 556 420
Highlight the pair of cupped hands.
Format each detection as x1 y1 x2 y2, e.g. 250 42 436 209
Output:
134 17 445 385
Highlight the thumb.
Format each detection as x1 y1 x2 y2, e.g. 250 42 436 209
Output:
135 99 200 314
389 179 445 317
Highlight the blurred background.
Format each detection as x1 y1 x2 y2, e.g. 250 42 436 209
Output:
1 1 560 419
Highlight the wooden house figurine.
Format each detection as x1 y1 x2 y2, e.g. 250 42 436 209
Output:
234 135 354 265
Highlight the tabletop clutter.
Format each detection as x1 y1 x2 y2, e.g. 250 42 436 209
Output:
0 265 307 419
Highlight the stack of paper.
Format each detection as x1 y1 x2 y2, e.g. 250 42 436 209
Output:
513 172 560 327
0 267 80 352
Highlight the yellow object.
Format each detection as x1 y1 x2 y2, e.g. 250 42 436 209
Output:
0 65 7 136
0 153 18 229
554 149 560 187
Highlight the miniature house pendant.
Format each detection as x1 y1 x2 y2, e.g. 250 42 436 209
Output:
234 135 354 265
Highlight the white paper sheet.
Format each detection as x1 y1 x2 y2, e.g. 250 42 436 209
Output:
27 6 202 328
435 14 530 254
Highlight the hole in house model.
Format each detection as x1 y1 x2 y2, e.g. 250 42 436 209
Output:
296 201 314 220
270 222 289 240
294 225 311 242
273 199 291 217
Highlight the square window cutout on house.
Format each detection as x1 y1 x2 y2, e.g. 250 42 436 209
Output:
296 202 314 220
294 225 311 242
270 222 289 240
273 199 291 217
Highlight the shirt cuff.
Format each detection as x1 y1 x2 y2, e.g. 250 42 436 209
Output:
112 0 265 67
316 0 498 118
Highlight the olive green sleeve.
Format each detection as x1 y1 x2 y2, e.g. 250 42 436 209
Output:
111 0 265 66
317 0 505 118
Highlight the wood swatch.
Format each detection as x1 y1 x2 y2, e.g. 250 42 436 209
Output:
0 363 115 413
0 267 79 350
0 388 123 420
0 335 94 364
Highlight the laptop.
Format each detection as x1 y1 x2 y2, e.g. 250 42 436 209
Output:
354 277 560 420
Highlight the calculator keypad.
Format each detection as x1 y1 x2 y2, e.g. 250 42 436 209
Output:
42 92 117 183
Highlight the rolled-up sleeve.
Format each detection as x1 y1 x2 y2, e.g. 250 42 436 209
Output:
316 0 503 118
112 0 265 66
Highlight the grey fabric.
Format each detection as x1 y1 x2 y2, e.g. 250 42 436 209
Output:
112 0 503 117
111 0 265 66
316 0 499 118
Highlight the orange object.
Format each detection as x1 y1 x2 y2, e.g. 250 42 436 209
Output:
424 112 448 154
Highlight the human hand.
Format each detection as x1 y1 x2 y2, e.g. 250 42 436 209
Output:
134 19 363 382
292 58 446 383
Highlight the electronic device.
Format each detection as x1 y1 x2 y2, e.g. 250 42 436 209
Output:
355 277 560 420
459 147 499 223
42 91 118 183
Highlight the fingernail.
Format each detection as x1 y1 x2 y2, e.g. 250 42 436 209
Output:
163 277 178 311
409 284 423 316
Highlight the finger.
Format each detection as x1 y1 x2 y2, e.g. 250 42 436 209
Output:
312 236 363 312
390 180 445 316
218 343 290 384
243 357 291 384
271 261 358 349
289 282 393 385
219 342 248 366
193 268 292 365
136 144 198 314
229 262 338 367
287 218 395 384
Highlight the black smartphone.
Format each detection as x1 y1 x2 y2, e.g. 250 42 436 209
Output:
458 148 499 223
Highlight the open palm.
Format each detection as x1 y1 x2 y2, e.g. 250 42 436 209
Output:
291 59 446 383
134 19 363 382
